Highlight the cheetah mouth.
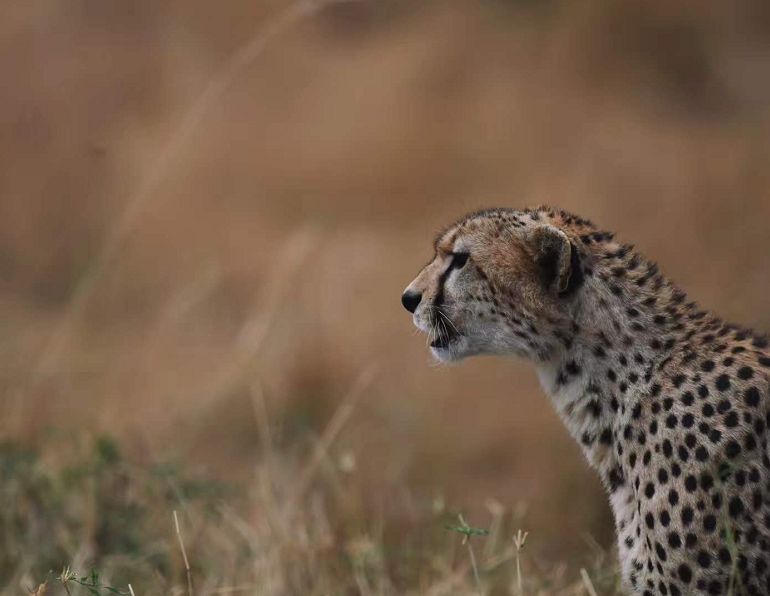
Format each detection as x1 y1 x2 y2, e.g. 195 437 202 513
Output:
430 326 462 350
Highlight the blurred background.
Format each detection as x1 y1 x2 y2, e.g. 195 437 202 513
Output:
3 0 770 594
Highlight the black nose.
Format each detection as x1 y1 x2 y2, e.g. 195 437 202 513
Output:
401 290 422 313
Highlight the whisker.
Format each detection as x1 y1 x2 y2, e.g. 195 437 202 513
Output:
436 309 459 334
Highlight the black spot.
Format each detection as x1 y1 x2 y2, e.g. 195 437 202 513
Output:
726 440 742 459
666 531 681 549
672 374 686 388
685 475 697 492
738 366 754 380
729 496 745 518
646 512 655 529
755 558 768 579
718 462 732 480
645 482 655 498
600 428 613 445
666 415 678 429
681 392 694 406
697 551 711 568
725 411 739 427
745 387 761 408
685 433 697 448
565 360 581 376
658 468 668 484
677 564 692 583
746 433 757 451
702 403 714 417
682 413 694 428
698 385 710 398
695 446 709 461
608 466 625 492
703 515 717 533
701 360 715 372
655 542 667 561
715 375 731 391
663 440 673 457
717 399 732 413
669 489 679 506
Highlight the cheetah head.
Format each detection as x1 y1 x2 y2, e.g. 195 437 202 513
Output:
402 209 584 363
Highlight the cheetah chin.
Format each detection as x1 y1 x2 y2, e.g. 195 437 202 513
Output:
403 206 770 596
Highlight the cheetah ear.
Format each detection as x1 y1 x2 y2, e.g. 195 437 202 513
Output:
529 225 579 296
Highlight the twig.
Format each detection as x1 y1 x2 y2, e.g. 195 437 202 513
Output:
467 538 482 595
173 511 194 596
513 529 528 596
580 568 598 596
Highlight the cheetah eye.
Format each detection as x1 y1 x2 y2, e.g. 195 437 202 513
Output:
451 252 470 269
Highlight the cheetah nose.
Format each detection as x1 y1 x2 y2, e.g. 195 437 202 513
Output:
401 290 422 313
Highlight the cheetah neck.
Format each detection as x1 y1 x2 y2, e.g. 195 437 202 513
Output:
534 249 715 493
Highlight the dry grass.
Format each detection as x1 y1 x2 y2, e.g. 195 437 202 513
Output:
1 424 622 596
2 0 770 594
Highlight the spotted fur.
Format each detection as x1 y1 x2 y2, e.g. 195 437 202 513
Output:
403 206 770 596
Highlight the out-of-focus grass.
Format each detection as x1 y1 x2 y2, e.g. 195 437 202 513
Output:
4 430 623 596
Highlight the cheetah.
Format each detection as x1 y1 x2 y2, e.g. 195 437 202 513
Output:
402 206 770 596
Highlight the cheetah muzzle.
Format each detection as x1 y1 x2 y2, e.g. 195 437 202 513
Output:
403 206 770 596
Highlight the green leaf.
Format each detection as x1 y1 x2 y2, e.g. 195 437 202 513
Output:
443 525 489 536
